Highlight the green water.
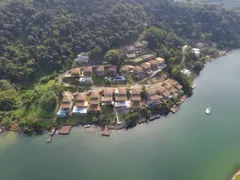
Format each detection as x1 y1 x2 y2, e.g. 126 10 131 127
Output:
1 50 240 180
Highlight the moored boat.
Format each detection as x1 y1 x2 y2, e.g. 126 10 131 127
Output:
84 125 91 128
205 106 211 115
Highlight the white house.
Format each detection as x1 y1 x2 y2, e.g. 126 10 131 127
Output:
181 69 191 76
74 52 89 63
192 48 201 57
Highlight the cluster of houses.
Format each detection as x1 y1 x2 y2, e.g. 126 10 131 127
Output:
57 78 183 117
125 41 149 58
68 56 167 85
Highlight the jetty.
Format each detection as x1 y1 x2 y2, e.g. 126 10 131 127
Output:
85 128 96 132
59 125 72 135
101 125 110 136
170 105 179 114
46 135 52 143
137 117 147 124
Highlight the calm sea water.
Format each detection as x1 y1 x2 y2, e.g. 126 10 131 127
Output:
1 50 240 180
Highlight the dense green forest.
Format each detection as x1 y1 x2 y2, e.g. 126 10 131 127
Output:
192 0 240 11
1 0 240 83
0 0 146 82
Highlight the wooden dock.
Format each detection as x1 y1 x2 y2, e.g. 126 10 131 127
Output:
85 128 96 132
59 125 72 135
101 125 110 136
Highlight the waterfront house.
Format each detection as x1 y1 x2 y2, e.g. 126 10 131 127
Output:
154 85 166 95
131 87 141 106
101 88 114 105
57 94 73 116
83 66 92 77
126 46 136 58
88 91 100 112
96 66 105 76
192 48 201 57
132 66 144 79
146 88 159 107
71 68 81 77
74 52 89 63
140 62 151 73
72 93 88 115
108 65 117 76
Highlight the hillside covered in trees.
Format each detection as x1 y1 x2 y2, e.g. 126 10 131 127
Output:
1 0 240 83
192 0 240 11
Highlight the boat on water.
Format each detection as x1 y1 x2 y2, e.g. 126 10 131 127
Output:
46 136 52 143
205 106 211 115
84 125 91 128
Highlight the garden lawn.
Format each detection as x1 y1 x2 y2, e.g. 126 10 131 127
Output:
92 72 104 86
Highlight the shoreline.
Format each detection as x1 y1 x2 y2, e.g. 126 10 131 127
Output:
0 48 229 136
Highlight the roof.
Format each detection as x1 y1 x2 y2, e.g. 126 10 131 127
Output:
62 94 72 103
117 88 126 95
163 82 173 90
170 87 178 94
90 91 99 99
154 85 166 94
140 62 151 69
108 66 117 72
131 96 141 101
60 103 72 109
90 99 99 105
96 66 104 72
104 88 113 97
147 88 158 101
155 57 165 64
83 66 92 73
127 46 135 51
149 60 159 66
168 79 179 86
76 101 85 107
80 52 89 56
76 93 85 101
131 88 141 101
120 65 129 72
71 68 80 75
140 40 148 45
115 88 127 101
134 42 143 47
131 88 141 95
133 66 143 74
162 90 171 97
176 84 183 90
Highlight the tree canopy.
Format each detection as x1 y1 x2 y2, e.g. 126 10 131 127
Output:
39 90 57 110
0 80 18 111
1 0 240 84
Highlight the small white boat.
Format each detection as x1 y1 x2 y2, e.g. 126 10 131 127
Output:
84 125 91 128
205 106 211 115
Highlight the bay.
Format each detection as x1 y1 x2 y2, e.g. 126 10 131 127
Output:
1 50 240 180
